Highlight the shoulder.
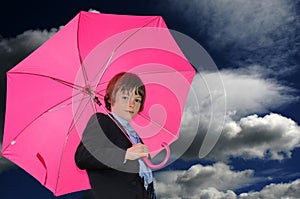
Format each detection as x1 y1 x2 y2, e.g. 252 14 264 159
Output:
87 112 110 121
83 113 118 138
84 113 113 129
90 113 119 131
95 112 114 124
95 112 109 119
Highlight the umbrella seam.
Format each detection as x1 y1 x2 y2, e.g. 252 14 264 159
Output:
7 71 84 91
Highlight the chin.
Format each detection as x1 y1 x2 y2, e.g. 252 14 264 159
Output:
127 115 134 120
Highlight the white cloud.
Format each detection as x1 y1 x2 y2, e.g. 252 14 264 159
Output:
88 9 101 13
239 179 300 199
155 162 259 199
220 67 298 117
179 68 299 160
207 113 300 161
199 67 298 117
155 163 300 199
0 29 57 69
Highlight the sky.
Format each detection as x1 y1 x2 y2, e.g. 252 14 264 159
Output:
0 0 300 198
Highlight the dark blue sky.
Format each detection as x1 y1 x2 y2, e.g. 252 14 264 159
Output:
1 0 300 198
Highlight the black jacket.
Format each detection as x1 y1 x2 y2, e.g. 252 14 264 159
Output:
75 113 149 199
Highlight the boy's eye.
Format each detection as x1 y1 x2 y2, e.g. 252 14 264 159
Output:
122 96 129 100
134 99 142 103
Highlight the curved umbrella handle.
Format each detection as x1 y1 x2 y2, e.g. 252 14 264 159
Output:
142 142 170 170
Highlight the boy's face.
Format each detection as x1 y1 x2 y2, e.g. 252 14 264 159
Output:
111 89 142 121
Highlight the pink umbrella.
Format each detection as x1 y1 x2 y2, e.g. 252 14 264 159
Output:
1 11 195 196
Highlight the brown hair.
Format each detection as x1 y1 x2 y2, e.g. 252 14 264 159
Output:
104 72 146 112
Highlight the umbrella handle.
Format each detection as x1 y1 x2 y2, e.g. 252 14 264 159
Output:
142 142 170 169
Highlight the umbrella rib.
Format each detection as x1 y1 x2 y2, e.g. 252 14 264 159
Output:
55 96 94 193
77 13 90 89
67 96 93 134
95 89 106 97
2 92 84 153
8 72 84 91
94 16 160 91
114 16 160 53
48 95 91 112
137 113 179 139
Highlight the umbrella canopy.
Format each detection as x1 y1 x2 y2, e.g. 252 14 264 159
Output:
1 11 195 196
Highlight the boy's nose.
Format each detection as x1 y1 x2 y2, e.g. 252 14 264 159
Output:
128 98 135 107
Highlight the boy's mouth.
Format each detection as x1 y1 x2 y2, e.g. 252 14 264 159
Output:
124 109 133 113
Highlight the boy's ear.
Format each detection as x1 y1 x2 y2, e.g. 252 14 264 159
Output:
108 98 113 106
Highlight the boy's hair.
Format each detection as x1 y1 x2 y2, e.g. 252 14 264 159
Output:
104 72 146 112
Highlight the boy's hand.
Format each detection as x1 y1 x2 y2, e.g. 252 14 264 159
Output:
125 143 149 161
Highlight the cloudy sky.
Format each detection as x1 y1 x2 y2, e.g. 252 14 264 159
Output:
0 0 299 198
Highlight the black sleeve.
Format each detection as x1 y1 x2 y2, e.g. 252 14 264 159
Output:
74 113 138 173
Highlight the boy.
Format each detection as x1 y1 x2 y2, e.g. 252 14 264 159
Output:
75 72 156 199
